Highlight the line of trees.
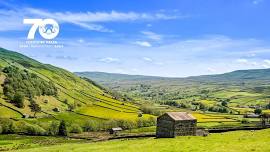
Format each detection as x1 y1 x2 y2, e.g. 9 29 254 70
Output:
2 66 58 108
0 116 157 136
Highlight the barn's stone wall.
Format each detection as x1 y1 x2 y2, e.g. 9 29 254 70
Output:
156 113 197 138
174 120 197 136
156 114 175 138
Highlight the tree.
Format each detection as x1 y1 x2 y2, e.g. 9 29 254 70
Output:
29 100 41 117
58 120 68 136
13 92 24 108
68 102 76 111
48 121 59 136
266 102 270 109
254 108 262 115
221 101 228 107
2 66 57 102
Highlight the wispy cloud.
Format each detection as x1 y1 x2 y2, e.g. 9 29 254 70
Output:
99 57 120 63
236 58 249 64
146 24 152 27
263 59 270 65
141 31 162 41
1 35 270 77
262 59 270 68
0 4 184 32
0 9 26 31
135 41 152 47
142 57 153 62
207 67 216 73
26 8 181 22
236 58 270 69
55 55 77 60
253 0 263 5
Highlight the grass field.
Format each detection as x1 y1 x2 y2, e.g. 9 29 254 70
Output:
0 106 21 118
1 129 270 152
76 105 153 121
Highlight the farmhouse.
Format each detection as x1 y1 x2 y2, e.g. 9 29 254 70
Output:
156 112 197 138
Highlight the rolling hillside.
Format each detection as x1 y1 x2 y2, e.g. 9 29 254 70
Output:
76 69 270 84
0 48 154 129
76 69 270 114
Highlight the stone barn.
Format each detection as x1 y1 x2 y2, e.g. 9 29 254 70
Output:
156 112 197 138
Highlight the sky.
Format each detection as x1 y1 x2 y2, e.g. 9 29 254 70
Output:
0 0 270 77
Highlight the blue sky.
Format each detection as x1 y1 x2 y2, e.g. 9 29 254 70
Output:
1 0 270 77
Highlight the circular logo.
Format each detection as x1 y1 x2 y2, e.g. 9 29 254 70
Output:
38 19 59 40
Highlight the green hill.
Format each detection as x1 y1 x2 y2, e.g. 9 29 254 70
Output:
76 69 270 114
0 48 155 134
76 69 270 84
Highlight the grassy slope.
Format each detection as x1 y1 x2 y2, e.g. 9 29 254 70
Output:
0 48 144 122
76 71 270 112
3 129 270 152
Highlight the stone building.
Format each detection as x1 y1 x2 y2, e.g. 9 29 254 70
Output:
156 112 197 138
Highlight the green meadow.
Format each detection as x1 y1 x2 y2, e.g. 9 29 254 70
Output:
1 129 269 152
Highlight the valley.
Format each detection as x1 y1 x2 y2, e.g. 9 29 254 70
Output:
0 48 269 152
76 71 270 115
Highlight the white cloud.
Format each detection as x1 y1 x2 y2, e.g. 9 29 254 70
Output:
141 31 162 41
0 9 26 31
262 64 270 68
55 55 77 60
262 60 270 68
236 58 248 64
99 57 120 63
142 57 153 62
135 41 152 47
263 59 270 65
146 24 152 27
78 39 85 43
0 5 183 32
207 67 216 72
253 0 263 5
26 9 181 22
1 35 270 77
236 58 270 69
251 62 258 66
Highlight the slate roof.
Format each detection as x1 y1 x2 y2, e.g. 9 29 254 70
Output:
166 112 196 121
111 127 123 131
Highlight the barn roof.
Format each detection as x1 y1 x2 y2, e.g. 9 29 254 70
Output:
165 112 196 121
110 127 123 131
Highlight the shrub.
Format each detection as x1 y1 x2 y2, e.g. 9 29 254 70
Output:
23 123 46 135
58 120 68 136
0 119 16 133
83 120 99 132
141 105 161 116
221 101 228 107
137 118 144 128
103 120 118 130
148 116 157 126
254 109 262 115
117 120 136 129
69 124 83 134
48 121 59 136
0 125 2 134
13 92 25 108
137 117 156 128
29 100 41 117
241 118 250 124
2 66 57 104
